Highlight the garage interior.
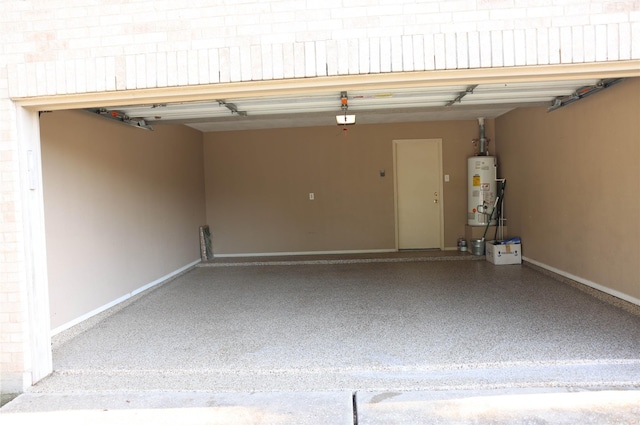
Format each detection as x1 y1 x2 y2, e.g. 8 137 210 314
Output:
41 75 639 331
34 75 639 395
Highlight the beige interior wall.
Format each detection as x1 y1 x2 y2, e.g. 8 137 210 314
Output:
41 110 206 329
203 120 493 255
496 77 640 300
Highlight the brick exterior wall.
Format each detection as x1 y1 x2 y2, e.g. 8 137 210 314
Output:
0 92 31 393
3 1 640 96
1 0 638 392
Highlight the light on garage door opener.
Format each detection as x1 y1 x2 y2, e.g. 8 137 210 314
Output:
336 91 355 126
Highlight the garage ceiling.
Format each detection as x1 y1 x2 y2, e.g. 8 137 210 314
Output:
91 78 609 132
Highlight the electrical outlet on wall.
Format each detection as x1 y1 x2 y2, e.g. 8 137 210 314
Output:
309 193 315 200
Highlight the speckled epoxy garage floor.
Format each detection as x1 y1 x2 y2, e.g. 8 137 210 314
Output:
33 256 640 394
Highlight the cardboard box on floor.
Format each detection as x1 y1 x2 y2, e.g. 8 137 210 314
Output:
486 240 522 265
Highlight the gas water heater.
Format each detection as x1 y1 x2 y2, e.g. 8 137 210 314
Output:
467 156 497 226
467 118 498 226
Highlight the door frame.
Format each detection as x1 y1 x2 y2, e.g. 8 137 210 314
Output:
393 138 444 251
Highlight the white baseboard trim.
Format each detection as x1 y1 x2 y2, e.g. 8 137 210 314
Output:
50 259 201 337
214 249 397 258
523 256 640 307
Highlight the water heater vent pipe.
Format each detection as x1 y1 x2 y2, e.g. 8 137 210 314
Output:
478 117 487 156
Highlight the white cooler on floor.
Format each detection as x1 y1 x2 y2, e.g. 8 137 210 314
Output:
486 240 522 265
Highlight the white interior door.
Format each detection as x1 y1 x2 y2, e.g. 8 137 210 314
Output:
395 139 443 250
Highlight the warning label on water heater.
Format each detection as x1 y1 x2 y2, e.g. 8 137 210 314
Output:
473 175 480 186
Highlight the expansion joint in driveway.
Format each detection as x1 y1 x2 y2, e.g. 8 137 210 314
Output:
352 391 358 425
